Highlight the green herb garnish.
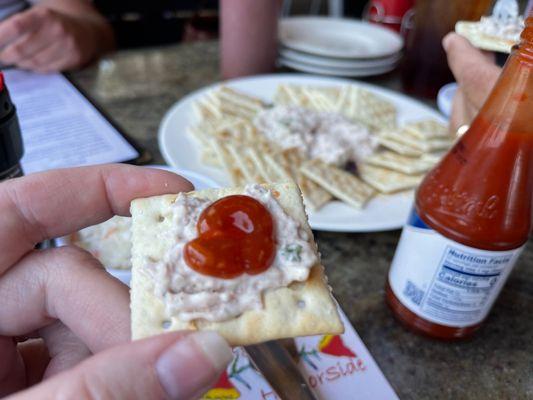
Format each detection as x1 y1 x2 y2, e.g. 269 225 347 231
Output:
281 244 303 262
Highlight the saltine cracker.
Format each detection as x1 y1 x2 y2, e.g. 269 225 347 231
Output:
130 182 343 345
456 21 516 54
365 151 437 175
359 164 423 194
300 159 374 209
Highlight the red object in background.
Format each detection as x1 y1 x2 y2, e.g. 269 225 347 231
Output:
0 72 4 92
364 0 414 33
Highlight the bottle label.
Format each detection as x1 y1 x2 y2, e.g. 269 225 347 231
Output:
389 209 524 328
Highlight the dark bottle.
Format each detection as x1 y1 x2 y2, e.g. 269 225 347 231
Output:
0 72 24 182
401 0 492 98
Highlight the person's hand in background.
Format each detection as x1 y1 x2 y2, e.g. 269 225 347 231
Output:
442 33 502 133
0 165 233 400
0 0 115 73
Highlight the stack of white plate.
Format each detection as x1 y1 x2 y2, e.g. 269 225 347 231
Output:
278 17 404 78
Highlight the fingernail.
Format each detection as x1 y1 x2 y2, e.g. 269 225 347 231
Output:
156 332 233 400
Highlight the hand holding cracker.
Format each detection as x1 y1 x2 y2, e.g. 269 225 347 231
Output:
443 33 502 133
0 165 233 400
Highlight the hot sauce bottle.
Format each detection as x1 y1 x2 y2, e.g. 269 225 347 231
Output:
386 16 533 340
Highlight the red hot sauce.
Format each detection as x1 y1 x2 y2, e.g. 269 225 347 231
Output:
386 16 533 340
184 195 276 279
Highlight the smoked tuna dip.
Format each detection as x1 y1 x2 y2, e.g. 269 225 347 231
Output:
479 15 525 42
254 106 378 166
74 216 131 270
152 184 317 322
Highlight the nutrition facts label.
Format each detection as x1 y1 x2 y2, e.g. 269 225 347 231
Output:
389 218 523 327
420 247 512 324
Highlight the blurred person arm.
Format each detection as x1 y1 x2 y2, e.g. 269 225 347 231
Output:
0 0 115 72
442 32 502 133
220 0 282 79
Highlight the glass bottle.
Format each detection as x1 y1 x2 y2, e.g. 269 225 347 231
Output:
401 0 492 98
387 15 533 339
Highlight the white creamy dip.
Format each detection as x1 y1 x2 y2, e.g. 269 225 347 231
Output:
254 106 378 165
152 184 317 322
74 216 131 270
479 15 524 42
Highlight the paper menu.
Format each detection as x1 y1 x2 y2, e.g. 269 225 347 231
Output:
201 309 398 400
2 69 139 175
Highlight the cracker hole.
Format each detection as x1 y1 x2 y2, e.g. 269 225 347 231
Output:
147 256 158 263
157 215 165 223
297 300 306 309
161 320 171 329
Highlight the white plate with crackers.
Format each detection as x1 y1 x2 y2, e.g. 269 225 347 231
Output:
159 74 451 232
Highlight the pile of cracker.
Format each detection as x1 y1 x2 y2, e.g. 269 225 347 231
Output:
188 84 455 212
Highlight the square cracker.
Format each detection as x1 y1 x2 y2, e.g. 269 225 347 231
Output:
455 21 515 54
208 139 246 186
247 149 331 211
365 150 437 175
337 85 397 131
382 130 453 153
377 135 423 157
403 119 450 140
225 144 264 183
358 164 423 194
300 159 374 209
130 182 343 346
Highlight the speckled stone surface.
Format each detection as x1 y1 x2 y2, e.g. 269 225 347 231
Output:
69 41 533 400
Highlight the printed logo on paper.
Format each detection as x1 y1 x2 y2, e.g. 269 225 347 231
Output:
202 371 240 399
201 310 398 400
299 334 366 391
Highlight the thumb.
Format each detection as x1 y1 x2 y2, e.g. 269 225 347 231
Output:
9 331 233 400
442 32 501 109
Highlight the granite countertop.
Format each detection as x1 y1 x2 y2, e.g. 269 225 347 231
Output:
70 41 533 399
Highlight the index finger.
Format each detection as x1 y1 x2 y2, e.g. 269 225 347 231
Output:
0 164 193 275
0 8 43 48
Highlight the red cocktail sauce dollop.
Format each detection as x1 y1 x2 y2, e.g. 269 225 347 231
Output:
184 195 276 279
